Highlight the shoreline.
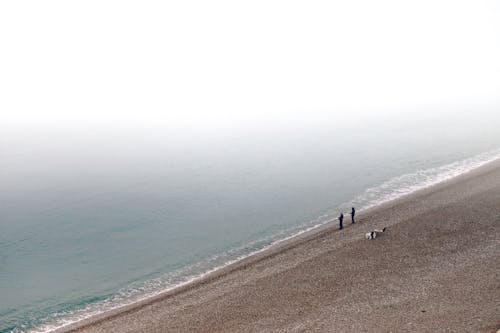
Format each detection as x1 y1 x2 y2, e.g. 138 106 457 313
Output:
53 157 500 333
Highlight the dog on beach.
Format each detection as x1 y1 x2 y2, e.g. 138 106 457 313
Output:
365 227 386 240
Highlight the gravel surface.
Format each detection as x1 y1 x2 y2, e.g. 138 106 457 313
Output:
57 160 500 333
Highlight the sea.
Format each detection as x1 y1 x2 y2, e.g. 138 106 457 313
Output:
1 110 499 332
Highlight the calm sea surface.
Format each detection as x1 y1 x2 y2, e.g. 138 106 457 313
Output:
1 110 499 332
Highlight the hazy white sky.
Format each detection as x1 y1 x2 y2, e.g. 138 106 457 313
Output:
1 0 499 131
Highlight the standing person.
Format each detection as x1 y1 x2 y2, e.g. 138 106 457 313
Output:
351 207 356 224
339 213 344 230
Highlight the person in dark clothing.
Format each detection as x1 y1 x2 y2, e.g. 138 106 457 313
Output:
351 207 356 224
339 213 344 230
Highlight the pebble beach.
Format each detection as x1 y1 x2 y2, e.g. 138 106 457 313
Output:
56 159 500 333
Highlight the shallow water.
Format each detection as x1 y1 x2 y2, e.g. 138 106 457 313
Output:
1 110 499 332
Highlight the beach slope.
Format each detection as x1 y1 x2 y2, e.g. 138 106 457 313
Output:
58 160 500 333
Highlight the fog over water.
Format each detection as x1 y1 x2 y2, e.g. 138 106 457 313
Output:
2 109 500 332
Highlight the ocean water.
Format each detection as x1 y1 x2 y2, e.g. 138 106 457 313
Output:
1 110 500 332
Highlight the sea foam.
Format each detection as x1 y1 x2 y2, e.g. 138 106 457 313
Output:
347 148 500 210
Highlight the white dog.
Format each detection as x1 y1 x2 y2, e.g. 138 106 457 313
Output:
365 227 386 240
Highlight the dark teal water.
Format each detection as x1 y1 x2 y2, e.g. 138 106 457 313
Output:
1 110 499 332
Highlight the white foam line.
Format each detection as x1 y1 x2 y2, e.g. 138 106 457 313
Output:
347 148 500 211
28 219 330 333
27 148 500 333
